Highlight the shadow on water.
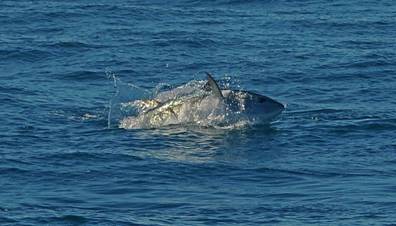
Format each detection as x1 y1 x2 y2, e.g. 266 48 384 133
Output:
124 123 283 164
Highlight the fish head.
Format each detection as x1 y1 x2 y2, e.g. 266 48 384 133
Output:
228 91 285 121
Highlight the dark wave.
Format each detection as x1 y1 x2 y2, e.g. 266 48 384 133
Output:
42 151 144 162
49 215 88 224
0 85 38 96
0 49 54 62
45 41 107 49
0 167 30 175
150 37 218 48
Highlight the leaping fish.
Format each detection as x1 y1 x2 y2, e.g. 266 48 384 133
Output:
120 73 285 129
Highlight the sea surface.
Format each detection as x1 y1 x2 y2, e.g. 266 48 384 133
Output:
1 0 396 225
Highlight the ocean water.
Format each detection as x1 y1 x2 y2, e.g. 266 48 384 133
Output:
1 0 396 225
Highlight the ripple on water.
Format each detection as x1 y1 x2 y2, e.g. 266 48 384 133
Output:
1 0 396 225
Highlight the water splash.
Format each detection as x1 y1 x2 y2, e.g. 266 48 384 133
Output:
106 71 151 128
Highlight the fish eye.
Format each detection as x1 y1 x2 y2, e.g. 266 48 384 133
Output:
258 98 267 103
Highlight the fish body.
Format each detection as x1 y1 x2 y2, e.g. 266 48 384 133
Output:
120 73 284 129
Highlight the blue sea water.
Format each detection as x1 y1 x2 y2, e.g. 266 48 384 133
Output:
1 0 396 225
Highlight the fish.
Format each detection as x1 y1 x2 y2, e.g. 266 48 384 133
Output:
119 73 285 129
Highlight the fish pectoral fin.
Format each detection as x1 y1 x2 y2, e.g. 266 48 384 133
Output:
168 108 178 120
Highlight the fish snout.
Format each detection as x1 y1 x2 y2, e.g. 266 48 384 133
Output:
274 99 285 112
266 97 285 116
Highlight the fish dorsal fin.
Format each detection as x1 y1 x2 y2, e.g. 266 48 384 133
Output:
205 72 224 99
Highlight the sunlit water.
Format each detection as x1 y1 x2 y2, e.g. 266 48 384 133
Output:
1 0 396 225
